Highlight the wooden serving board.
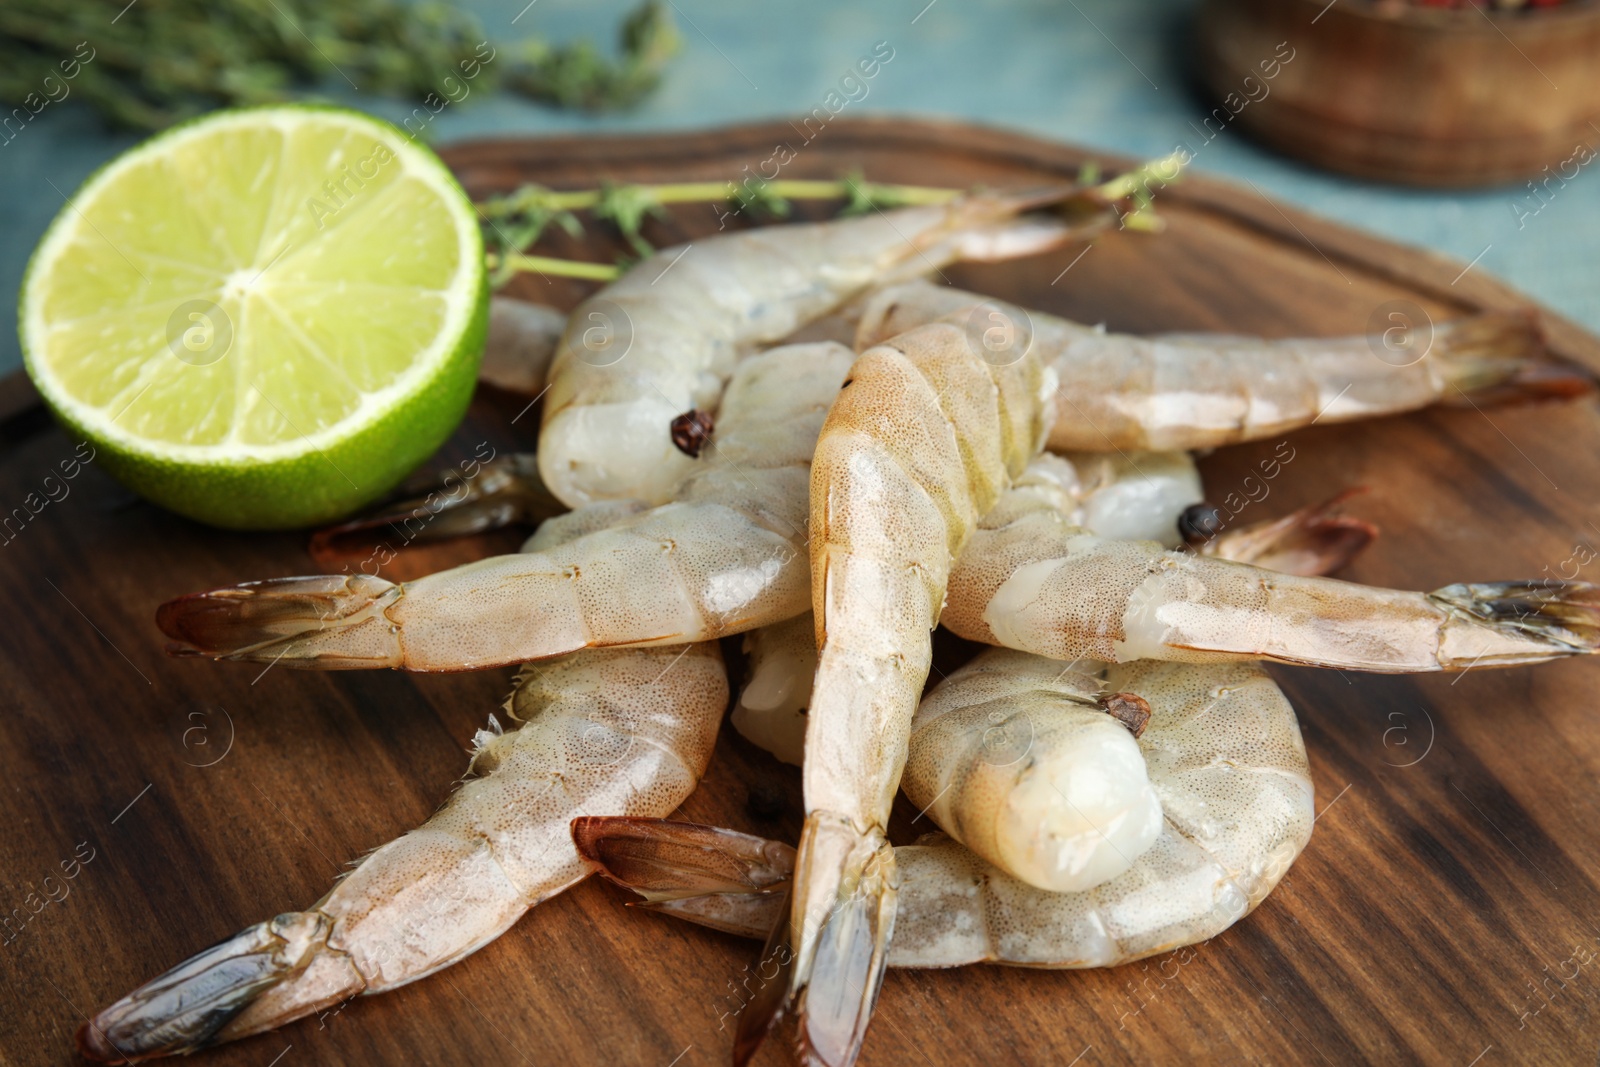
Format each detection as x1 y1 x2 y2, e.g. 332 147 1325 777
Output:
3 117 1599 1067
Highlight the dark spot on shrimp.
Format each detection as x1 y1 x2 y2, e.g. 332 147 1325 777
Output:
1102 692 1152 737
670 409 714 458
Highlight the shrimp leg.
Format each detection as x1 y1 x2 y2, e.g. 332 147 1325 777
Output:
537 188 1112 508
857 280 1588 453
157 343 856 671
791 318 1054 1065
78 643 727 1062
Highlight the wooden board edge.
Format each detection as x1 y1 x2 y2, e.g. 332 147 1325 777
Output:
445 115 1600 371
7 115 1592 421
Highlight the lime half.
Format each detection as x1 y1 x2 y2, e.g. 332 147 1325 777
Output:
20 105 487 529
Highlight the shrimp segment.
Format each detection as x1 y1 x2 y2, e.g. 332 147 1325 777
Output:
731 450 1203 766
857 280 1583 452
537 191 1092 508
792 319 1054 1064
158 343 855 671
78 643 727 1062
576 652 1313 970
944 457 1600 671
731 453 1367 771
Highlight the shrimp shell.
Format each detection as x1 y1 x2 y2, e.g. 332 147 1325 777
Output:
78 643 727 1061
857 280 1574 453
536 193 1082 508
943 459 1600 672
575 653 1313 971
157 343 855 670
731 450 1202 767
477 296 567 395
792 317 1055 1063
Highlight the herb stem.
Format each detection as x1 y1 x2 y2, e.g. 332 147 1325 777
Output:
1094 151 1188 201
478 178 963 216
485 253 621 281
482 154 1188 283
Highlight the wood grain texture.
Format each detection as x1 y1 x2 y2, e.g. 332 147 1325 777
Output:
2 117 1598 1067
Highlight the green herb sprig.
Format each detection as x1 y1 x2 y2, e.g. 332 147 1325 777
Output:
0 0 678 132
480 152 1187 285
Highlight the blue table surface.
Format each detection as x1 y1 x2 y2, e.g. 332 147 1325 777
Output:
4 0 1596 378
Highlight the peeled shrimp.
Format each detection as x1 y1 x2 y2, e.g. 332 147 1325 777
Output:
791 317 1054 1065
536 192 1089 508
158 342 855 670
857 280 1579 453
943 453 1600 672
574 651 1313 970
78 643 727 1062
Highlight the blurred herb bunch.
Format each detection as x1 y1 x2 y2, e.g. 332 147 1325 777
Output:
0 0 678 131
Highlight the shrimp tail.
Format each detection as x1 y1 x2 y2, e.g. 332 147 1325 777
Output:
157 574 404 668
77 911 362 1063
1430 580 1600 664
1202 488 1378 577
308 454 561 564
1436 311 1594 404
788 814 896 1067
572 816 792 937
574 816 797 1067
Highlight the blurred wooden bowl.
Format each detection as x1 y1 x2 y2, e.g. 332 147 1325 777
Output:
1195 0 1600 186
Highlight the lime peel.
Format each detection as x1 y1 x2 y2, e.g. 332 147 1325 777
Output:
20 105 488 529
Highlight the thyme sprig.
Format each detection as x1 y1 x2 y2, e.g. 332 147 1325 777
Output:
479 175 966 284
0 0 678 132
480 152 1186 285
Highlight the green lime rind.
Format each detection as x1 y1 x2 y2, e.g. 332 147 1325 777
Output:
19 104 489 530
41 278 488 531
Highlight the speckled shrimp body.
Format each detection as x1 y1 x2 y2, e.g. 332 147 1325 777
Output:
791 317 1055 1064
576 653 1314 970
943 453 1600 673
157 343 856 671
857 280 1566 453
731 450 1368 784
536 194 1083 509
901 649 1313 899
78 643 728 1062
732 451 1204 767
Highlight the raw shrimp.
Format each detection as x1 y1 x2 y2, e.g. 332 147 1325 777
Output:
903 651 1287 894
78 642 727 1062
730 612 818 767
943 452 1600 672
857 280 1583 453
790 309 1596 1064
158 342 856 670
573 651 1313 970
730 451 1371 767
792 317 1053 1066
160 320 1569 677
477 296 567 395
536 190 1093 509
